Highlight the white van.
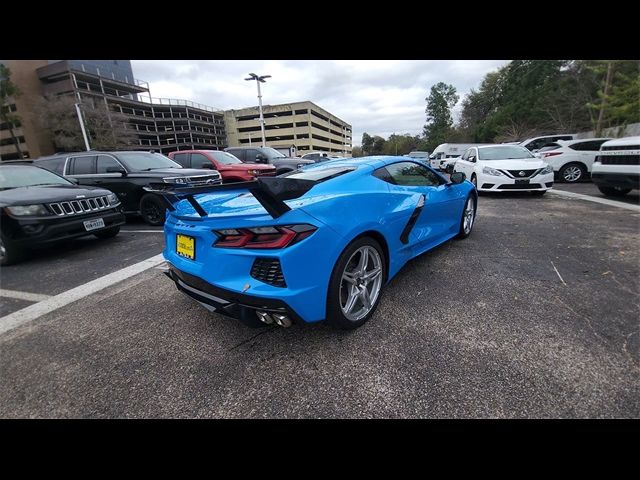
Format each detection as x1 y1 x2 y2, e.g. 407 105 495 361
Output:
429 143 490 170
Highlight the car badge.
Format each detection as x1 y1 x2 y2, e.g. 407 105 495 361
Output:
519 171 525 176
243 283 250 292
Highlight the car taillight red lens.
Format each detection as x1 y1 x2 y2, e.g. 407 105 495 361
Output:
213 224 317 249
543 152 562 157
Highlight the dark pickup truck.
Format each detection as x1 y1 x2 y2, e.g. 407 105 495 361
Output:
34 151 221 225
224 147 315 174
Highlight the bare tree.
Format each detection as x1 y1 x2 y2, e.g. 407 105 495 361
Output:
0 64 24 158
35 94 137 152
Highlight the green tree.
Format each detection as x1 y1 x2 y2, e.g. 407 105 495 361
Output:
351 146 363 157
423 82 459 151
0 64 24 158
371 135 386 154
361 132 374 155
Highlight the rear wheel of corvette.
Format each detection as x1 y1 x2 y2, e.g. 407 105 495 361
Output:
458 195 476 239
326 237 386 330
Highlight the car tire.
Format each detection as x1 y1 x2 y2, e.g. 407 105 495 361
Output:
470 174 477 188
597 185 632 197
0 235 25 266
94 226 120 239
559 163 586 183
326 236 386 330
457 194 477 239
140 194 166 226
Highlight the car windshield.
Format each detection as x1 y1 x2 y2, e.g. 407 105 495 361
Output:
116 152 182 171
0 165 73 190
210 151 243 165
478 146 535 160
261 148 286 159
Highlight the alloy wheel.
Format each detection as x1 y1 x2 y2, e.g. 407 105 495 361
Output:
563 165 582 182
340 245 383 322
463 197 475 234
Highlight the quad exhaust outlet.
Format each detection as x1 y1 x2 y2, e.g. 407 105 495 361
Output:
257 310 292 328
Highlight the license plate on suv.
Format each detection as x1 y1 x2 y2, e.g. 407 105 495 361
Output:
84 218 105 231
176 234 195 260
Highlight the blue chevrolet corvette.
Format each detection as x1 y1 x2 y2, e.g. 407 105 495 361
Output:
151 156 477 330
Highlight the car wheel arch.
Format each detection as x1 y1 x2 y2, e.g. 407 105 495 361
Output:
339 230 390 284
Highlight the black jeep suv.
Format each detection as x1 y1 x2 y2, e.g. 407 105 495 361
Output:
34 151 221 225
0 163 125 265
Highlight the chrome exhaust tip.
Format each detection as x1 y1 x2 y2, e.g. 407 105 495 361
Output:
256 311 274 324
272 313 292 328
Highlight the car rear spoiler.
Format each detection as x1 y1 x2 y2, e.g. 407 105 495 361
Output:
144 176 317 219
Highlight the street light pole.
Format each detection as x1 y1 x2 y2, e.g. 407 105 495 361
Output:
74 102 91 151
245 73 271 148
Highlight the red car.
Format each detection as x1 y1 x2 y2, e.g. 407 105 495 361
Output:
169 150 276 183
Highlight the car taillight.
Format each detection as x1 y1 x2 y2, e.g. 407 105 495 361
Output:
543 152 563 158
213 224 317 249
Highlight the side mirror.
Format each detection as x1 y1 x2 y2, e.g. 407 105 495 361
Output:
468 156 476 163
445 164 454 174
255 154 268 163
106 166 127 176
449 172 466 185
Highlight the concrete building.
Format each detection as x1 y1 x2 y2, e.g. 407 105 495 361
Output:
1 60 51 160
0 60 226 160
224 101 352 156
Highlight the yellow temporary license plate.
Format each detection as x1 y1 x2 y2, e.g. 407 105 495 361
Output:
176 234 195 260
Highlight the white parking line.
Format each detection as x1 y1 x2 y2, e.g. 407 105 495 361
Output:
549 189 640 212
0 253 165 336
0 289 52 303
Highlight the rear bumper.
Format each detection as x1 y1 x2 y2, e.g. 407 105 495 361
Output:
591 172 640 190
166 265 305 326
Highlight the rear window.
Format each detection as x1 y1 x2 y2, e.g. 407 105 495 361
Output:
281 166 355 182
35 156 66 175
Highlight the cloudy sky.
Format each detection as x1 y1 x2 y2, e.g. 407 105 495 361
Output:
131 60 508 146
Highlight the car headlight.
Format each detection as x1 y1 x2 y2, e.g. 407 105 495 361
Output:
539 165 553 175
5 204 50 216
482 166 503 176
107 193 119 206
163 176 187 184
247 170 260 175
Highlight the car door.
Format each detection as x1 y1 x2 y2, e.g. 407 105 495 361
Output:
171 152 191 168
454 148 473 177
94 154 132 209
66 155 98 187
383 161 463 252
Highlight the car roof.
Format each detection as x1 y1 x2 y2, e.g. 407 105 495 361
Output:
601 136 640 147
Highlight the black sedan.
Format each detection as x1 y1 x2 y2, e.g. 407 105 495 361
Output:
0 163 125 265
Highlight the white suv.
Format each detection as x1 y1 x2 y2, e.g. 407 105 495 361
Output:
540 138 612 183
591 136 640 197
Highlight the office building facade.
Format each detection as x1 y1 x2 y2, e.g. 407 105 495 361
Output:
224 101 352 156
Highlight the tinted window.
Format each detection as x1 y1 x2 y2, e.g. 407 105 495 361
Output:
36 156 66 175
172 153 189 167
96 155 122 173
461 149 471 160
244 149 261 163
190 153 211 169
385 162 441 187
70 156 96 175
570 140 608 151
226 149 245 161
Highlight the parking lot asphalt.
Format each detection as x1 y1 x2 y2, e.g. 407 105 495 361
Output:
0 187 638 418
